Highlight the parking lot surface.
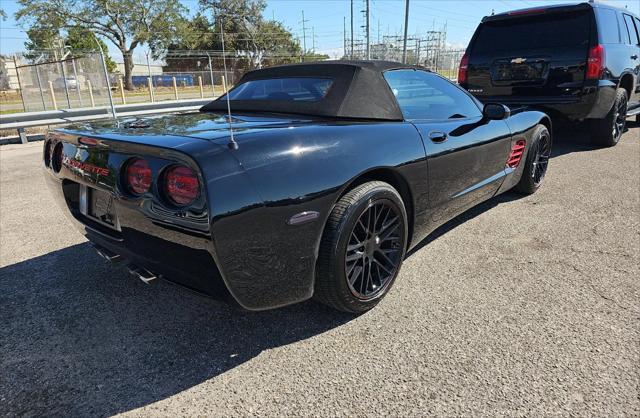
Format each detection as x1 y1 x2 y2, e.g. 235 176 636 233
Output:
1 124 638 416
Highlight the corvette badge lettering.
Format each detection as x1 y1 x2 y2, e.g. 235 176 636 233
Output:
63 156 109 176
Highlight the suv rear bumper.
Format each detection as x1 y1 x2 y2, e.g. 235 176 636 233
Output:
475 80 617 121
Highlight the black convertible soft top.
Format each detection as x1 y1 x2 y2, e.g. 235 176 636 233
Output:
200 61 419 121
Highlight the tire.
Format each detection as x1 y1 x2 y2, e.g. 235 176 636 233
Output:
514 124 552 195
590 88 627 147
315 181 408 313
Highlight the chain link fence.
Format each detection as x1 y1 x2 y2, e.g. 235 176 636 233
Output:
1 48 466 115
12 52 111 113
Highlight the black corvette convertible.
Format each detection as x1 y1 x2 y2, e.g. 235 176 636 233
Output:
44 61 552 313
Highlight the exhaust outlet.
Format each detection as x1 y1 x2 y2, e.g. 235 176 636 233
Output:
92 244 122 262
128 264 158 284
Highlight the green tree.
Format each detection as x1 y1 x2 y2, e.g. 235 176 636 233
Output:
160 13 216 72
16 0 187 89
302 51 330 62
0 9 7 20
65 26 117 73
162 1 304 71
24 26 63 60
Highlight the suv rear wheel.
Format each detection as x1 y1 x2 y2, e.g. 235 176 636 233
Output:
590 88 627 147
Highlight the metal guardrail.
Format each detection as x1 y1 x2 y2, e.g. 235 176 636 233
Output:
0 98 213 143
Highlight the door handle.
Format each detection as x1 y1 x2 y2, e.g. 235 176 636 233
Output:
632 55 638 60
429 131 448 143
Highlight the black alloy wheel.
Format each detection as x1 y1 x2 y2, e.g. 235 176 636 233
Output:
345 200 403 300
531 128 551 187
315 181 408 313
514 124 552 195
591 88 628 147
612 94 627 144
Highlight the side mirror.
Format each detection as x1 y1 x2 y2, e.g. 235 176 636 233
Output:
483 103 511 120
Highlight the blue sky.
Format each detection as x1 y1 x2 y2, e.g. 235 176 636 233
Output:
1 0 639 61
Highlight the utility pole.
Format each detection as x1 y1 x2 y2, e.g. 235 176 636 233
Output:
301 11 309 62
343 17 347 59
350 0 354 59
402 0 410 64
365 0 370 59
378 19 380 44
312 26 315 53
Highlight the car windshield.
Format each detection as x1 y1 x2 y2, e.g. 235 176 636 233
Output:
474 11 591 53
226 77 334 102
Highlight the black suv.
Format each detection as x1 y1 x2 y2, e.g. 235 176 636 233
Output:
459 2 640 146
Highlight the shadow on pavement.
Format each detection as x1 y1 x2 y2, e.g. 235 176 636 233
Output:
0 243 354 416
550 119 638 158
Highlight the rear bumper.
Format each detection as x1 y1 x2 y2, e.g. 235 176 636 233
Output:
44 172 230 300
476 80 617 121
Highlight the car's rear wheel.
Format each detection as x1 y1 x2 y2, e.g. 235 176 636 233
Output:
590 88 627 147
315 181 408 313
514 124 551 195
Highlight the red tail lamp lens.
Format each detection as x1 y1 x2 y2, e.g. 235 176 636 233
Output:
458 53 469 85
52 142 64 173
164 165 199 206
506 139 526 168
126 158 152 195
44 140 52 168
586 44 605 80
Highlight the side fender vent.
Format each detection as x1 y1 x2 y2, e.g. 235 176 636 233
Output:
506 139 526 168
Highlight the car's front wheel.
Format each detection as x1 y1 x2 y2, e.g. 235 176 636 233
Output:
315 181 408 313
514 124 552 195
590 88 627 147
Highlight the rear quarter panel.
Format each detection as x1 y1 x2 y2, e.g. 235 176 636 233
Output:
204 122 428 310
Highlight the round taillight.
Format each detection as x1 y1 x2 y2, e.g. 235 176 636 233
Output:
44 140 52 168
51 142 63 173
125 158 152 195
164 165 199 206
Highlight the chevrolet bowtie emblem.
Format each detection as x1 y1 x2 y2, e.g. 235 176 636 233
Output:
511 57 527 64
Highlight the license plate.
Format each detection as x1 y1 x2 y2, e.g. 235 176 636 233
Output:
492 59 547 83
79 184 120 230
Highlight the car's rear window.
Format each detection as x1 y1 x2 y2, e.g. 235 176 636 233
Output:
473 11 591 54
227 77 333 102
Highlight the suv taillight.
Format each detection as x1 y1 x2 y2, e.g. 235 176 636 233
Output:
586 44 605 80
125 158 152 195
164 165 199 206
458 53 469 85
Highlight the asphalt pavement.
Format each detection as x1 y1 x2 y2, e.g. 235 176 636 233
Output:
1 122 638 417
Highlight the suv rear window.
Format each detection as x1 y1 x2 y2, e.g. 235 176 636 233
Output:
227 77 333 102
597 9 622 44
473 12 590 54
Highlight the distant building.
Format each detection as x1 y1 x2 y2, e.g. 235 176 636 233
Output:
0 56 20 90
115 62 163 76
